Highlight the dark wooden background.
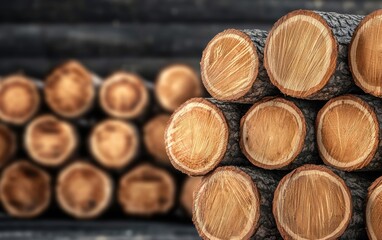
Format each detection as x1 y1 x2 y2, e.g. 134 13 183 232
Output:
0 1 381 239
0 0 381 80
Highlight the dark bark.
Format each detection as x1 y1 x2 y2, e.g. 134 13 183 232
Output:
0 0 375 23
354 95 382 171
205 98 251 166
238 166 282 240
329 168 370 239
305 11 364 100
233 30 278 103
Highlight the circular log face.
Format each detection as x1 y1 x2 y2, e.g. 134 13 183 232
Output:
265 10 337 98
165 98 229 175
0 124 16 167
118 164 175 216
193 167 260 240
0 75 40 125
350 10 382 97
56 162 112 219
367 176 382 240
0 161 51 218
144 114 171 164
241 97 306 169
45 60 94 118
201 29 259 101
156 64 201 111
273 165 352 240
100 72 148 119
316 95 379 171
25 115 77 167
180 176 202 215
90 119 138 169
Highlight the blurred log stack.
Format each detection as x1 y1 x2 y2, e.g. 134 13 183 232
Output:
164 9 382 240
0 59 203 222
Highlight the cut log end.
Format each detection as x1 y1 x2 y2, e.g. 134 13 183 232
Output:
90 119 138 169
317 95 378 171
181 176 202 216
56 162 112 219
165 98 229 176
366 176 382 240
201 29 259 101
0 161 51 218
350 10 382 97
0 124 16 167
100 72 149 119
144 114 171 164
193 167 260 240
45 60 95 118
118 164 175 216
265 10 337 98
240 97 306 169
0 75 40 125
273 165 352 240
156 64 202 111
25 115 77 167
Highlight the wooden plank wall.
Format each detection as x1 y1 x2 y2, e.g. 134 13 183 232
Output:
0 0 381 80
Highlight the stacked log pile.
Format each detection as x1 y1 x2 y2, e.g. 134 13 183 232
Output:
165 9 382 239
0 60 203 221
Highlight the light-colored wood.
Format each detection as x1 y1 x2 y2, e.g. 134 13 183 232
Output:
100 71 149 119
25 115 77 167
366 176 382 240
165 98 229 175
90 119 138 169
0 124 16 167
0 161 51 218
156 64 201 111
118 164 175 216
201 29 259 101
240 97 306 169
45 60 95 118
273 165 352 240
316 95 379 171
144 114 171 164
350 9 382 97
180 176 202 216
56 161 113 219
193 167 260 240
0 75 40 125
265 10 337 98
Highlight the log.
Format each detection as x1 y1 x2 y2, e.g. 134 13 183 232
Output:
0 124 16 167
316 94 382 171
155 64 202 111
201 29 277 103
165 98 249 176
118 164 175 216
89 119 139 169
99 71 149 119
180 176 202 216
24 114 77 167
0 0 375 23
56 161 113 219
366 176 382 240
0 161 51 218
0 74 40 125
193 165 281 239
349 9 382 97
44 60 97 118
143 114 171 165
273 165 369 239
240 97 318 169
0 57 200 80
264 10 363 100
